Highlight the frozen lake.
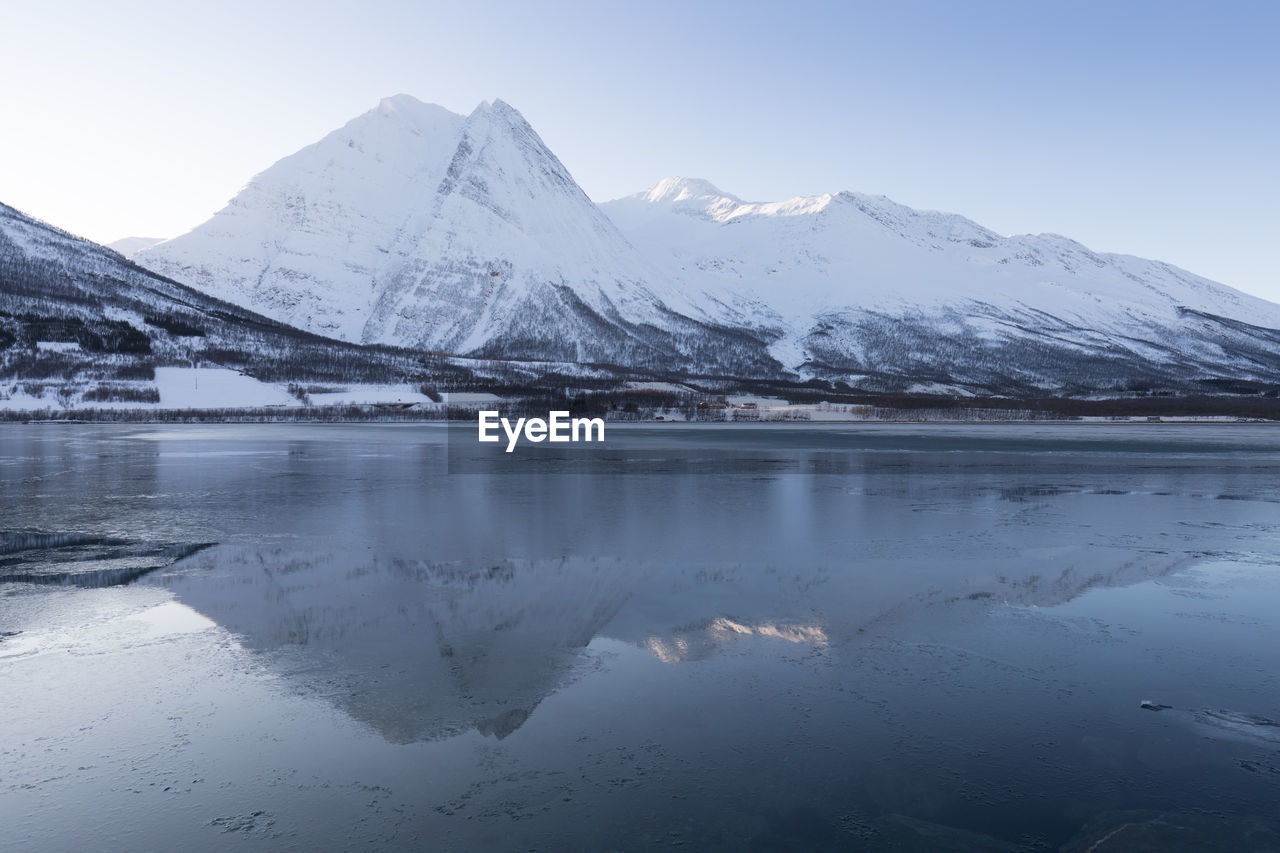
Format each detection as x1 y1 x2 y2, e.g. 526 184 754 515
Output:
3 423 1280 851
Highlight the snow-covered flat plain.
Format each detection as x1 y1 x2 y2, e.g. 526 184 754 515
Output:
0 369 450 413
155 367 296 409
154 370 449 411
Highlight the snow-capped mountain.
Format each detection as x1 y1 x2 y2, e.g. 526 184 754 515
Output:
132 95 1280 395
136 97 778 376
603 177 1280 394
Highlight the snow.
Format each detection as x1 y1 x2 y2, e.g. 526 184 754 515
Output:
0 389 51 411
36 341 81 353
641 177 742 205
155 368 296 409
151 371 440 410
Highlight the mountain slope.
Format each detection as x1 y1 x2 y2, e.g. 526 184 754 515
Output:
0 202 470 409
135 95 467 341
603 178 1280 394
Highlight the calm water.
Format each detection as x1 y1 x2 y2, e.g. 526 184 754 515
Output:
3 423 1280 851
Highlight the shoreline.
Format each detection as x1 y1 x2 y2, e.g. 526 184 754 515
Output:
2 412 1275 426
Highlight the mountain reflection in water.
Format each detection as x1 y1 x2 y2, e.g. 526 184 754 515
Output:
147 531 1206 743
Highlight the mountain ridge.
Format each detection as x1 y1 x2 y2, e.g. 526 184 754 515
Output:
115 95 1280 395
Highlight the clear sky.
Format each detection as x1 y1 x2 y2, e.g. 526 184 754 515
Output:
2 0 1277 301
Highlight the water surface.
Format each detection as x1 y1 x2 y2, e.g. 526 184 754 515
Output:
3 423 1280 850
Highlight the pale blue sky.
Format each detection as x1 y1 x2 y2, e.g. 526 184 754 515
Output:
2 0 1276 301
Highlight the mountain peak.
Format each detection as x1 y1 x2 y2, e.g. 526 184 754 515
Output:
377 93 424 111
369 95 463 134
643 177 738 204
466 98 537 134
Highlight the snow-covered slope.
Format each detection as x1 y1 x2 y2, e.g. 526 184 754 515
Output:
138 98 778 376
603 178 1280 393
137 95 466 341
